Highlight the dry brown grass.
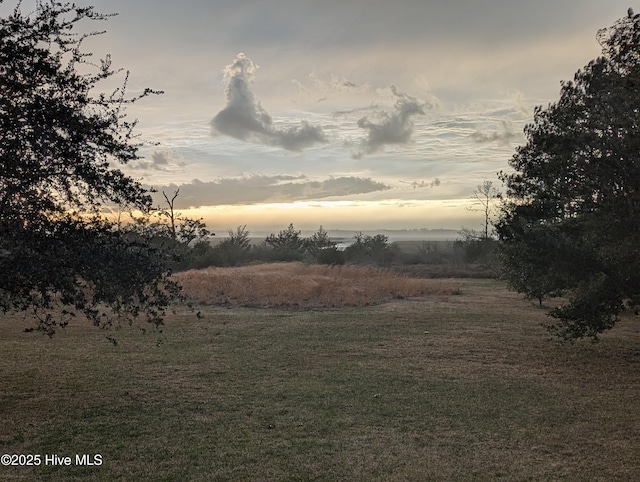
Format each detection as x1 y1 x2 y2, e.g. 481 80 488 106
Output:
173 262 461 308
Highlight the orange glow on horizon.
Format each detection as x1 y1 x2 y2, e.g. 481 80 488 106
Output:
174 199 482 233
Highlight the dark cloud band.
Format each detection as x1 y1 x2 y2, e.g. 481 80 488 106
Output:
149 175 389 208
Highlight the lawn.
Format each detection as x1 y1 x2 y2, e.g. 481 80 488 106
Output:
1 267 639 481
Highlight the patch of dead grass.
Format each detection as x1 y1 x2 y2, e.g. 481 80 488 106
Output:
173 262 461 308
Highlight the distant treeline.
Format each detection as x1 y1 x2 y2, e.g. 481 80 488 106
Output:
173 224 499 276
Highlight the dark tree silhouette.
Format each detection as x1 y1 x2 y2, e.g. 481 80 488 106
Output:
0 1 179 335
496 10 640 340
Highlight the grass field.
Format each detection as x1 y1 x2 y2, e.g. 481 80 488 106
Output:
1 266 639 481
173 262 462 308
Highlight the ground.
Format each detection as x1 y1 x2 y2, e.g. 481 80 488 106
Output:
1 273 638 481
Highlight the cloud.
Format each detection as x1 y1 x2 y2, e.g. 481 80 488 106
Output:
150 150 171 167
211 53 327 151
400 178 441 189
333 102 380 117
352 85 431 159
129 149 175 171
307 72 370 95
149 174 389 208
290 72 373 108
469 119 520 145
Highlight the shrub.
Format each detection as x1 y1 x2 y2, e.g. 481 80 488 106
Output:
344 233 393 265
214 225 252 266
315 246 346 265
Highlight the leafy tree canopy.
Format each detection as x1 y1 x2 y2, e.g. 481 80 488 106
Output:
496 10 640 340
0 1 179 335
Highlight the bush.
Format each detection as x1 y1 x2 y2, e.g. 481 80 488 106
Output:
454 229 499 265
344 233 393 265
184 240 222 270
214 225 252 266
315 246 346 265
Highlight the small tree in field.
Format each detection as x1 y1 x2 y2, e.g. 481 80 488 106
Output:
214 225 251 266
456 180 501 265
0 2 178 334
496 10 640 340
344 232 392 265
469 180 501 239
305 226 343 265
265 223 305 261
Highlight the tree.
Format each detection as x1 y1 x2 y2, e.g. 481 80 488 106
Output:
457 180 501 266
161 189 180 241
225 225 251 252
0 2 177 335
344 232 392 265
496 10 640 340
304 226 334 255
126 190 212 272
265 223 305 261
304 226 344 265
213 225 251 266
469 180 501 239
155 189 210 245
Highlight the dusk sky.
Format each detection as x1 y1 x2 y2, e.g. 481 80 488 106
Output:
5 1 636 234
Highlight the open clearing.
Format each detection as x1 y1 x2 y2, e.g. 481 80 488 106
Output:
1 267 639 481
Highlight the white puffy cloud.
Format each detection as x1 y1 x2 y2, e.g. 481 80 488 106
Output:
210 53 327 152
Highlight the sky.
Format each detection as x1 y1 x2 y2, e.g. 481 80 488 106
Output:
4 0 636 235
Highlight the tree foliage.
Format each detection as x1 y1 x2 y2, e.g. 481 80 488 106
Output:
0 1 179 334
304 226 344 265
264 224 341 263
496 10 640 340
344 232 392 265
152 189 210 245
211 225 251 266
265 223 305 261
